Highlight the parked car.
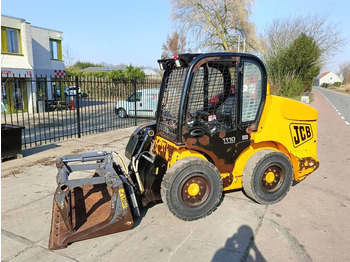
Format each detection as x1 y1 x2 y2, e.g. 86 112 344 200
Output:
115 88 159 118
57 86 82 97
65 86 82 97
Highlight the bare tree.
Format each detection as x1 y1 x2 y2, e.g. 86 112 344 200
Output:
162 31 187 58
340 61 350 85
171 0 259 53
262 14 346 66
63 44 75 67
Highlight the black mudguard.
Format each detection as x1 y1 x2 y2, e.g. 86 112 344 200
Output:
125 122 156 160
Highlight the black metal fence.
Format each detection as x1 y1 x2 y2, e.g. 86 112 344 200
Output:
1 75 161 148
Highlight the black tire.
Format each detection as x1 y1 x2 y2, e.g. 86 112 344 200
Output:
242 149 293 205
161 157 223 221
116 108 127 118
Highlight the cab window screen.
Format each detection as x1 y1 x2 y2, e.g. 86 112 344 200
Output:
187 61 237 132
242 62 262 122
157 67 187 137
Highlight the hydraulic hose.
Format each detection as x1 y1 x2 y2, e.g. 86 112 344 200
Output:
132 156 145 194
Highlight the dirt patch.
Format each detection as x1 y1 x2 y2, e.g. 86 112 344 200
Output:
327 84 350 94
342 84 350 93
27 156 56 167
70 148 85 154
96 136 131 148
2 169 23 178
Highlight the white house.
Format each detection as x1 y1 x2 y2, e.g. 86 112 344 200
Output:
1 15 65 113
314 71 343 87
140 67 162 79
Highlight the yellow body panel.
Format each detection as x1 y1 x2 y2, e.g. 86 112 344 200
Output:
153 94 319 191
281 98 318 121
153 136 207 168
252 95 319 180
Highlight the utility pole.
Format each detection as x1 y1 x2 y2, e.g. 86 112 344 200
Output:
243 38 246 53
238 35 241 52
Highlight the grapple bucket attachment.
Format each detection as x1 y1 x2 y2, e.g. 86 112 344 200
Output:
49 151 139 250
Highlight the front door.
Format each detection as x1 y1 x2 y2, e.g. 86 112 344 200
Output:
3 78 28 113
182 55 265 173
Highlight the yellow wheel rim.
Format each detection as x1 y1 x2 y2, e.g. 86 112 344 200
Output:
188 183 200 196
265 172 275 184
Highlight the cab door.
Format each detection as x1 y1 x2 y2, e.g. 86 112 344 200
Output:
182 55 266 174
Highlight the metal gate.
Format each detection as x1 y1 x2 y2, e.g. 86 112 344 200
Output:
1 75 161 148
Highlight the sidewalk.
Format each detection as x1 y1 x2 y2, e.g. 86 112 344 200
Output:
1 126 137 178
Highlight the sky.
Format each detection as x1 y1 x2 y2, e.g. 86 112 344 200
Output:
1 0 349 72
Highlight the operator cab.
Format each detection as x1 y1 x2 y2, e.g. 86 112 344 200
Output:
157 53 267 172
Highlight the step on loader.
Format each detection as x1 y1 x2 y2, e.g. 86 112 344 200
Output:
49 53 319 249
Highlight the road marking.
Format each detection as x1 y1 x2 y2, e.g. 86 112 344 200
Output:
315 89 349 127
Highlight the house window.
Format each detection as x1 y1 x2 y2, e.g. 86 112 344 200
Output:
1 27 22 54
50 39 62 60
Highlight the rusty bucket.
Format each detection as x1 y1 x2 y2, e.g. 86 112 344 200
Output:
49 151 138 250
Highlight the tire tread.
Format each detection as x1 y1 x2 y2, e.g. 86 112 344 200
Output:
243 149 293 205
161 157 222 221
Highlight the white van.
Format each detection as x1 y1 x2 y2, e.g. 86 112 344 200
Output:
115 88 159 118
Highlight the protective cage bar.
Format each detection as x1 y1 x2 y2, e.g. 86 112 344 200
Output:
186 61 238 132
157 60 239 140
157 67 187 139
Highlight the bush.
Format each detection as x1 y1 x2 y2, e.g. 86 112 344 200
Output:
280 77 304 97
333 82 342 87
66 65 146 81
266 33 320 96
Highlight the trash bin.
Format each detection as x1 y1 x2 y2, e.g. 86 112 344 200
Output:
1 124 25 159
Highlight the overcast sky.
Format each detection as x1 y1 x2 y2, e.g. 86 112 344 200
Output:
2 0 349 72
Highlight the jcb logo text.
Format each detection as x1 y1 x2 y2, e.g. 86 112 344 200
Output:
290 123 313 148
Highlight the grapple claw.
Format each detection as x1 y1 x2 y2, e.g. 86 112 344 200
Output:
49 151 138 250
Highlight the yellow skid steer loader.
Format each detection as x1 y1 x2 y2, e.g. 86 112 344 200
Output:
49 53 319 249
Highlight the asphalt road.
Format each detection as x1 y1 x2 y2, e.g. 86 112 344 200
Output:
1 90 350 261
313 86 350 126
